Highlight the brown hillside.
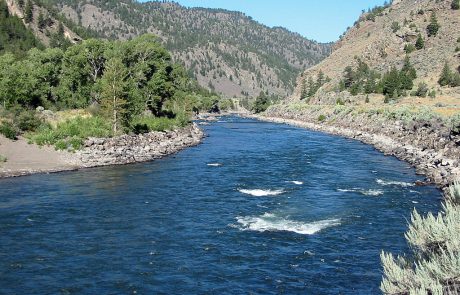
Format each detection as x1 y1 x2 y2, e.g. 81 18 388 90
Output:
292 0 460 105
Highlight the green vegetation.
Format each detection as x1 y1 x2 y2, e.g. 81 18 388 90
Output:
391 21 400 33
0 33 217 149
27 116 111 150
24 0 33 23
339 57 417 100
0 155 7 163
438 62 460 87
404 44 416 54
452 0 460 10
252 92 270 114
415 33 425 50
426 12 440 37
0 1 43 56
0 121 18 140
317 114 326 122
300 70 330 100
413 82 429 97
381 181 460 294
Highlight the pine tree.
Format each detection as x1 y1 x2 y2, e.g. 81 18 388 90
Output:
37 12 45 30
24 0 33 23
415 33 424 50
300 78 307 100
452 0 460 10
18 0 24 9
100 58 128 134
426 12 440 37
438 61 452 86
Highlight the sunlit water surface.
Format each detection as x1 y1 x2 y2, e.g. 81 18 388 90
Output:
0 117 441 294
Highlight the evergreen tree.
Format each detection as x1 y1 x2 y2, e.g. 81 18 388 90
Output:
18 0 24 9
452 0 460 10
415 33 424 50
300 78 307 100
37 12 45 30
24 0 33 23
400 56 417 90
438 62 453 86
426 12 440 37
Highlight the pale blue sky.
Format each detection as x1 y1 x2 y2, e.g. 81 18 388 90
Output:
138 0 387 43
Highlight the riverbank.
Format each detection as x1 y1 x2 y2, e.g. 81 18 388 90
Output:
0 123 204 178
249 103 460 190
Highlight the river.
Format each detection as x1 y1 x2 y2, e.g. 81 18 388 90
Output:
0 116 441 294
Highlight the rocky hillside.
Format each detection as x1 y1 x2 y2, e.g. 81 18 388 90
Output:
37 0 331 97
4 0 84 47
292 0 460 104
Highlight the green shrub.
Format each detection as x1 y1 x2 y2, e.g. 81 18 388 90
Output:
452 0 460 10
426 12 440 37
28 116 112 151
0 122 18 140
0 155 7 163
415 82 429 97
404 44 416 54
317 114 326 122
15 109 43 132
130 114 189 134
381 182 460 294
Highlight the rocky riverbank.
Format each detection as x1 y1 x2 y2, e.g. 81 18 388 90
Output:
0 123 204 178
77 123 204 168
251 104 460 190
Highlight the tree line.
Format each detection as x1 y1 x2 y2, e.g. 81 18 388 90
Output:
0 34 217 134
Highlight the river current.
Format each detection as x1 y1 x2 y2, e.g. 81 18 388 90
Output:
0 116 440 294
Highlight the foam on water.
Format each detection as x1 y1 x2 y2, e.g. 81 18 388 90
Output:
376 179 414 187
236 213 341 235
207 163 223 167
338 188 384 196
287 181 304 185
238 189 285 197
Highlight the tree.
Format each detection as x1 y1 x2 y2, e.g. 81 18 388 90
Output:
300 78 307 100
438 62 452 86
252 91 269 113
426 12 440 37
452 0 460 10
18 0 24 8
100 58 128 134
37 12 45 30
400 56 417 90
415 33 424 50
24 0 33 23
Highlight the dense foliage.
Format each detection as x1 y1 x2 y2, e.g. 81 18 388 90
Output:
381 182 460 295
0 1 43 56
438 62 460 87
300 70 330 100
339 57 418 100
0 33 217 148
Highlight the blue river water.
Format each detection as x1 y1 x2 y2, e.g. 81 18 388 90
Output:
0 116 441 294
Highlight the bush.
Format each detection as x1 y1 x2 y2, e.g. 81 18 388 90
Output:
0 155 6 163
381 182 460 294
130 115 189 134
28 116 112 151
15 109 43 132
0 122 18 140
317 114 326 122
426 12 440 37
415 82 429 97
404 44 416 54
452 0 460 10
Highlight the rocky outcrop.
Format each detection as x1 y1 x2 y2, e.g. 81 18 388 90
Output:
77 123 204 168
257 106 460 189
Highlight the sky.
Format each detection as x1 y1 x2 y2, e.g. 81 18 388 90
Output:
139 0 387 43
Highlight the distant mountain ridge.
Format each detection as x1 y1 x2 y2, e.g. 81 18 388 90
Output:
39 0 331 97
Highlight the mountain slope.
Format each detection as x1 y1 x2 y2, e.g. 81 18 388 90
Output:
40 0 331 97
292 0 460 104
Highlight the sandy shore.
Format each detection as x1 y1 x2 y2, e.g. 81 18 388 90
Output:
0 136 79 178
0 123 204 179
